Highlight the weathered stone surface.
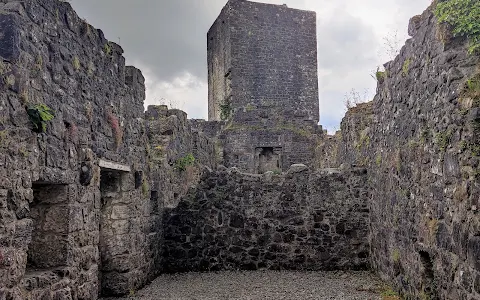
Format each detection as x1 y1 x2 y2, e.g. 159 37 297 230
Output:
1 0 479 299
0 0 161 297
202 1 324 173
163 167 370 273
336 4 480 299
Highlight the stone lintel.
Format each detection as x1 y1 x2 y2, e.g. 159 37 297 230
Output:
99 159 131 172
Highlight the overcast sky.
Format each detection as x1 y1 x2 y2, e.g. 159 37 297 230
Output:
70 0 430 133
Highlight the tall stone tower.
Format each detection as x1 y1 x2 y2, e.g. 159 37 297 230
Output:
207 0 321 173
208 0 319 124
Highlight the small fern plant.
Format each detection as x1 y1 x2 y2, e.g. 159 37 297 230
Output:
27 103 55 133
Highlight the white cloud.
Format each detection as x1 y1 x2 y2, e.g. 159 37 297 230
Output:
137 63 208 120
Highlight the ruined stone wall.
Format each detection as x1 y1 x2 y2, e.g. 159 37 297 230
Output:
146 106 216 209
163 166 370 273
206 0 320 173
189 119 224 140
0 0 155 298
336 102 374 167
338 5 480 299
220 125 323 173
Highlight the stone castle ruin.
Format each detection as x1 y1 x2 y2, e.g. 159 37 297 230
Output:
0 0 478 299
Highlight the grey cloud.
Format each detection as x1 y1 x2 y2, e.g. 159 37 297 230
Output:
317 10 378 71
71 0 227 81
70 0 431 131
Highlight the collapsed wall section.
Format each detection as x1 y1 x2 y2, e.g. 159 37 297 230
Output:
163 166 370 272
338 4 480 299
146 106 216 210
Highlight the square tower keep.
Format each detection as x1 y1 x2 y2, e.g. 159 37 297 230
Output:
207 0 321 173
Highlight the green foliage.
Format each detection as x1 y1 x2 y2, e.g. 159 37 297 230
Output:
375 154 382 166
174 153 195 171
381 288 400 298
464 74 480 105
36 55 43 68
376 70 386 82
151 145 165 161
466 77 480 94
402 58 411 76
19 146 28 157
27 103 55 133
142 179 149 197
103 43 112 56
435 131 452 151
3 74 15 87
392 249 401 263
470 143 480 156
220 102 232 121
407 139 419 149
419 291 431 300
72 56 80 70
434 0 480 54
420 129 430 145
0 130 9 148
245 103 255 112
355 132 370 150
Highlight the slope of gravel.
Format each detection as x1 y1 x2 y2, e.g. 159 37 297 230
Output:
101 271 386 300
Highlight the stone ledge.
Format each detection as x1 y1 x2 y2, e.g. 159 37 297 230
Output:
99 160 131 172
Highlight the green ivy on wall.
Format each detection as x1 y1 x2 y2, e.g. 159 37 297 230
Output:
434 0 480 54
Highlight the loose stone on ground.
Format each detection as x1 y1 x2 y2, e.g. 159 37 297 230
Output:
101 271 385 300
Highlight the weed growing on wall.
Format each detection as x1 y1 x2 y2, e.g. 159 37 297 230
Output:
0 130 9 147
220 102 232 121
72 56 80 70
392 249 401 263
174 154 195 171
434 0 480 54
402 58 411 76
435 131 452 152
376 70 386 82
463 74 480 106
103 42 112 57
142 178 149 197
26 103 55 133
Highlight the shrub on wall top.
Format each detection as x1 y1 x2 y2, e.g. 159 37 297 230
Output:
434 0 480 54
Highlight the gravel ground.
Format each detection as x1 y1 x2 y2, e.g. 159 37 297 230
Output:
102 271 387 300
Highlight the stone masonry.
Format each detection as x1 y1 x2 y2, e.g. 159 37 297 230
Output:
0 0 214 298
0 0 479 299
205 0 322 173
334 4 480 299
163 165 370 273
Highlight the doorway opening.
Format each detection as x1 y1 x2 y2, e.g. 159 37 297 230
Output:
256 147 282 174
